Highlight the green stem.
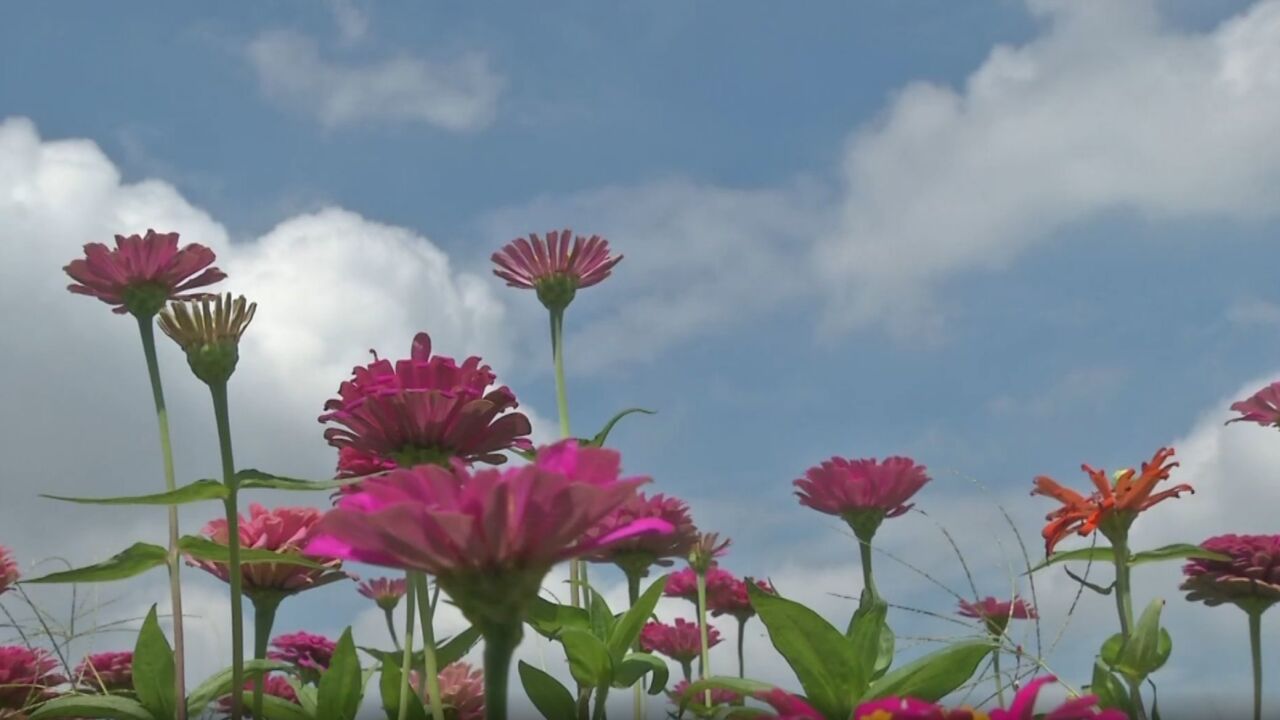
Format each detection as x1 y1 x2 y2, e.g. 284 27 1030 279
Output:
679 660 692 683
137 316 187 719
858 538 880 610
577 688 591 720
211 382 245 720
397 575 417 720
1249 609 1263 720
1110 535 1146 720
550 308 583 612
413 573 445 720
251 598 280 720
592 685 609 720
482 623 522 720
626 571 643 720
737 617 746 679
992 647 1005 708
384 607 401 651
696 572 712 708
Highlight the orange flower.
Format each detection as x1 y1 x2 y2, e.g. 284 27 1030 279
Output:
1032 447 1192 554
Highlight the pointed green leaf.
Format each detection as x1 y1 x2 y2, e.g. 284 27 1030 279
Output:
437 625 482 668
235 468 363 492
184 659 292 716
612 652 669 694
378 655 428 720
560 628 614 689
847 599 888 694
42 479 227 506
235 692 311 720
747 583 857 720
1027 546 1117 573
1130 544 1230 567
28 695 156 720
526 596 590 639
316 628 362 720
1090 659 1130 712
587 588 616 641
1115 599 1171 679
865 639 994 702
21 543 167 584
132 605 176 720
179 536 328 569
589 408 656 447
519 661 579 720
608 574 668 660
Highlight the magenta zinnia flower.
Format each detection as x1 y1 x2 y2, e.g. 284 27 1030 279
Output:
320 333 532 468
583 493 699 576
0 646 62 710
64 230 225 317
412 662 485 720
794 455 930 540
1182 534 1280 612
357 577 408 611
189 504 347 600
639 619 720 664
268 631 335 675
0 547 17 596
851 677 1124 720
74 651 133 693
1227 382 1280 428
217 674 297 714
754 688 825 720
668 679 740 708
665 566 774 622
957 596 1037 635
491 229 622 310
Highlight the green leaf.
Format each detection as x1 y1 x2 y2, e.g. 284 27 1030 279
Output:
1115 600 1172 679
1027 546 1117 573
235 468 362 492
560 627 614 689
747 583 857 720
1100 633 1124 668
293 680 319 716
316 628 362 720
1090 659 1130 712
847 599 888 694
132 605 176 720
1130 544 1231 567
1063 566 1116 596
184 659 293 716
519 661 579 720
587 588 616 641
21 542 167 584
865 639 994 702
588 408 656 447
245 693 312 720
436 625 482 667
612 652 669 694
42 479 227 506
378 656 427 720
28 695 157 720
608 575 668 661
179 536 328 569
526 596 590 639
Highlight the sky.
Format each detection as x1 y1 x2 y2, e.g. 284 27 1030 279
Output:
2 0 1280 717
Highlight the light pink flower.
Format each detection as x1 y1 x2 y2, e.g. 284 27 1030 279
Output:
794 456 930 520
412 662 485 720
218 674 297 714
268 632 335 673
0 547 17 596
0 646 62 710
74 651 132 693
583 493 698 572
320 333 532 468
1182 533 1280 611
357 577 408 610
491 230 621 291
755 688 825 720
668 679 740 708
639 619 719 664
64 230 225 316
1227 382 1280 427
190 504 347 599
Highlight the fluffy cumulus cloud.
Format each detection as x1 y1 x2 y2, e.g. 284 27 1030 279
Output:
816 0 1280 335
246 30 503 131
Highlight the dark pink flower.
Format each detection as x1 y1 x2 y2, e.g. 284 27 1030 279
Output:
957 597 1037 635
491 230 622 309
664 566 774 622
335 447 398 480
989 676 1125 720
320 333 532 468
1227 382 1280 427
0 547 17 596
639 619 719 664
0 646 62 710
189 504 347 600
1182 533 1280 612
306 441 671 624
64 230 225 317
268 632 335 673
794 456 930 538
583 493 698 574
74 651 132 693
854 695 952 719
218 674 297 714
357 577 408 610
755 688 825 720
412 662 485 720
668 679 740 708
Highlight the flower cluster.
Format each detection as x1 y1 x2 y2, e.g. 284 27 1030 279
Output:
74 651 133 693
0 646 62 710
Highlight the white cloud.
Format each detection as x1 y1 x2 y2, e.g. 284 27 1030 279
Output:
327 0 369 45
246 30 502 131
815 0 1280 335
987 366 1129 417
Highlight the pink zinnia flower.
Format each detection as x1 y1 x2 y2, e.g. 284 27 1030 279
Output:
794 456 930 539
0 547 18 596
217 674 297 714
0 646 62 710
754 688 825 720
64 230 225 317
957 596 1037 635
268 632 335 674
74 651 132 693
639 619 719 664
491 230 622 310
1182 533 1280 612
989 676 1125 720
305 440 671 625
357 577 408 611
189 504 347 600
1227 382 1280 428
412 662 485 720
664 566 774 622
320 333 532 468
668 679 740 708
853 695 952 719
583 493 699 575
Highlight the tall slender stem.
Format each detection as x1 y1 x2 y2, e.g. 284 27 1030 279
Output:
736 618 746 679
626 571 643 720
251 598 280 720
550 308 584 611
858 539 879 611
591 685 609 720
696 572 712 708
137 317 187 718
1110 535 1146 720
384 607 402 651
1248 609 1263 720
483 624 521 720
992 647 1006 707
413 573 445 720
211 382 245 720
398 575 418 720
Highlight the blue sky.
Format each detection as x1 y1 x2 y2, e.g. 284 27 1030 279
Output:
3 1 1280 716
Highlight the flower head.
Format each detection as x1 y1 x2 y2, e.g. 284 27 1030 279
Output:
1032 447 1190 554
268 632 335 676
663 566 774 621
754 688 825 720
306 440 670 629
64 230 225 317
957 597 1036 636
320 333 532 468
412 662 485 720
1182 533 1280 614
794 456 930 541
218 674 297 714
584 493 698 576
357 577 408 611
639 619 719 664
74 651 132 693
1227 382 1280 428
157 293 256 385
0 646 62 710
0 547 18 596
491 230 622 311
989 676 1124 720
189 504 347 601
688 532 730 574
